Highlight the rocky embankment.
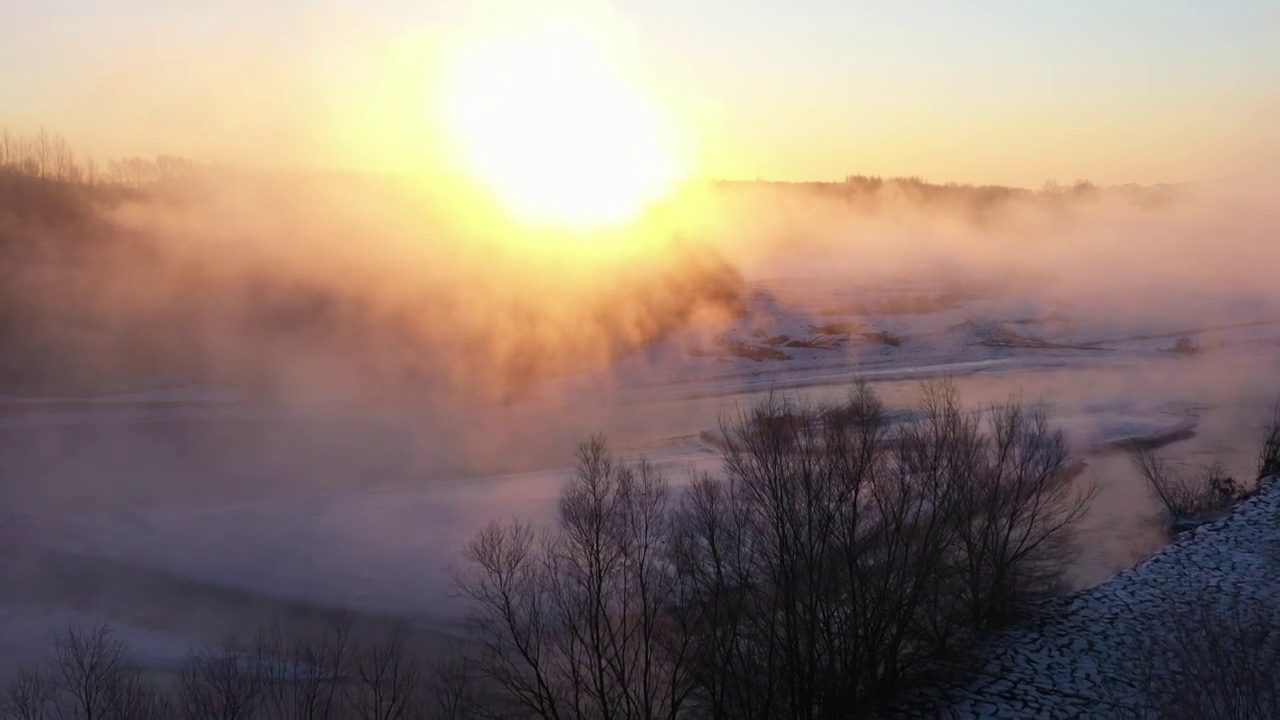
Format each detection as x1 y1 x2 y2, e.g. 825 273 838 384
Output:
888 477 1280 718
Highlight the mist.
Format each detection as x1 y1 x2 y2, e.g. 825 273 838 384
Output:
9 160 1277 387
5 0 1280 711
4 149 1279 481
3 132 1280 686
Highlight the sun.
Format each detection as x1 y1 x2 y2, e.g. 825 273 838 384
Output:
443 25 683 228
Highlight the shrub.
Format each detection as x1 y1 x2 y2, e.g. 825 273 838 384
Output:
1259 399 1280 479
1132 449 1244 532
1125 596 1280 719
863 330 903 346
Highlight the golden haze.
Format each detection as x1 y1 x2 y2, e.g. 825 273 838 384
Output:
440 22 686 229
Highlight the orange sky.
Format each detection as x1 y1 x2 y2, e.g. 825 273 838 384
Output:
2 0 1277 186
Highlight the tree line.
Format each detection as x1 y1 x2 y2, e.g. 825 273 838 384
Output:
0 128 199 189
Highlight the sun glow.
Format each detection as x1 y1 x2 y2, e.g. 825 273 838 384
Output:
443 25 684 228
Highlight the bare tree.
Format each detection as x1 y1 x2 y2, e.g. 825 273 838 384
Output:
344 625 423 720
156 155 198 182
668 381 1090 718
32 128 52 179
107 157 158 188
454 520 554 718
459 382 1089 719
669 467 764 720
51 624 125 720
254 616 352 720
82 156 100 188
675 384 963 716
420 655 480 720
178 643 264 720
103 667 172 720
0 128 13 167
3 664 57 720
48 134 79 184
457 437 693 720
946 391 1091 628
0 384 1095 720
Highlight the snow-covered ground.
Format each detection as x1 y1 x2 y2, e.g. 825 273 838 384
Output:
885 476 1280 718
3 277 1279 671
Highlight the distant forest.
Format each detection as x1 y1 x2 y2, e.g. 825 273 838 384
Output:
2 128 1180 214
713 174 1181 221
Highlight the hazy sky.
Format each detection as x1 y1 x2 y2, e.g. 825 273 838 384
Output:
2 0 1277 185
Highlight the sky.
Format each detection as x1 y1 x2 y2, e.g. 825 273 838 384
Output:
1 0 1277 186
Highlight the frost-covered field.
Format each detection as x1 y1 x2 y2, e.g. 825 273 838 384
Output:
3 277 1279 671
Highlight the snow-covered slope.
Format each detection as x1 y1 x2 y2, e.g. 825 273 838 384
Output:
885 477 1280 718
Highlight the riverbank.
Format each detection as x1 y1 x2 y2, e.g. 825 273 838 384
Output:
889 476 1280 717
